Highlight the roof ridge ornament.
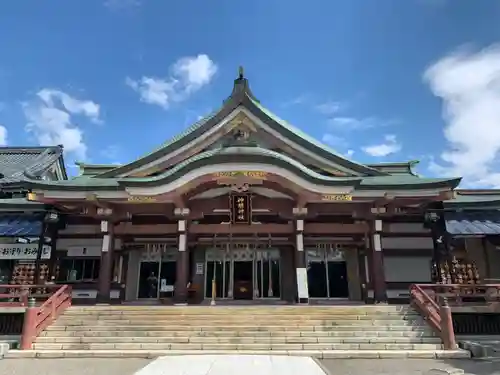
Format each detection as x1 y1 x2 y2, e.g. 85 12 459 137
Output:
225 65 260 104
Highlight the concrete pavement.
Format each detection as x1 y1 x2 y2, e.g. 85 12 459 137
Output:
0 356 497 375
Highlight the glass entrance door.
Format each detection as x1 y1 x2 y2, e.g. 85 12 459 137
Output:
205 247 281 300
306 247 349 299
158 261 176 298
255 250 281 298
204 260 231 299
233 261 253 300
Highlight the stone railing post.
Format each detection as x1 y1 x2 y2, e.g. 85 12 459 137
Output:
439 296 457 350
20 298 38 350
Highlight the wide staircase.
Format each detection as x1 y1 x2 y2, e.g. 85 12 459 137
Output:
7 305 470 359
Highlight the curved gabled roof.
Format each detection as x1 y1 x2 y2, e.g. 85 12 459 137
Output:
96 70 386 178
21 145 461 192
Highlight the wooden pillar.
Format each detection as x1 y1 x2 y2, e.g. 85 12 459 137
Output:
174 210 190 305
294 214 309 304
369 216 387 303
96 220 115 304
48 223 59 282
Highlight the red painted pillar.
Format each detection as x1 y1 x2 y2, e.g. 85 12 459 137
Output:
20 298 38 350
440 297 457 349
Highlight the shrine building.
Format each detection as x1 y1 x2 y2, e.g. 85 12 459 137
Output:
2 68 500 305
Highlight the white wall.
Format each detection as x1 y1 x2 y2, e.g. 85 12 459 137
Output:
381 237 433 250
383 256 432 282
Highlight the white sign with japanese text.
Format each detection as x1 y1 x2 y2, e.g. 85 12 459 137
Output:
0 244 51 260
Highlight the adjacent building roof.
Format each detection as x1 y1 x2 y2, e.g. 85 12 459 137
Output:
444 210 500 236
0 146 66 187
0 214 44 237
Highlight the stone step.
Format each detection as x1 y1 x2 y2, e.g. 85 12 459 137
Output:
66 305 413 311
53 317 423 325
35 336 442 344
53 321 422 331
40 329 435 338
53 316 423 325
31 342 446 351
44 325 432 332
61 309 418 317
59 314 421 322
4 349 471 360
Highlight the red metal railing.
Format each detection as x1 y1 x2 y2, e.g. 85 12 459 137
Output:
410 284 456 350
410 283 500 349
414 283 500 306
18 284 72 350
0 284 68 307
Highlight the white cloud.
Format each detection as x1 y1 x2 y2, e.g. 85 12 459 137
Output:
104 0 141 10
424 44 500 187
321 133 348 148
23 89 102 161
315 101 342 115
281 94 310 107
127 54 217 109
327 116 393 131
100 144 120 161
0 125 7 146
362 134 402 157
346 149 355 158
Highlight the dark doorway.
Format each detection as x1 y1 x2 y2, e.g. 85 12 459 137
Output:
327 262 349 298
233 261 253 300
138 262 159 299
307 261 327 298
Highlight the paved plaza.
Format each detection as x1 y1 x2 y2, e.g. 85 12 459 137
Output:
1 356 499 375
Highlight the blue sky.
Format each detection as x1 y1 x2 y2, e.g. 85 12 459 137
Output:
0 0 499 186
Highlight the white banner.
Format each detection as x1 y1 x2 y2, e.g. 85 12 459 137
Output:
296 268 309 300
0 244 51 260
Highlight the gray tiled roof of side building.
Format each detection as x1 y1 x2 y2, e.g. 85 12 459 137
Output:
0 146 64 184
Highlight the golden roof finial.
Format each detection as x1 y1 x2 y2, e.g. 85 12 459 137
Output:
238 65 244 79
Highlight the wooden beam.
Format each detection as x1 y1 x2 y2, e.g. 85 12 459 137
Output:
304 222 367 234
115 223 177 236
189 223 294 235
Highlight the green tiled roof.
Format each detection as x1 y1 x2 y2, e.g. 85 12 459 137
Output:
124 147 362 184
96 111 220 178
23 146 460 191
444 191 500 208
360 175 461 188
95 74 387 178
0 198 45 209
248 96 383 176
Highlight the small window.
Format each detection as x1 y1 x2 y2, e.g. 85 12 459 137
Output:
57 258 101 282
